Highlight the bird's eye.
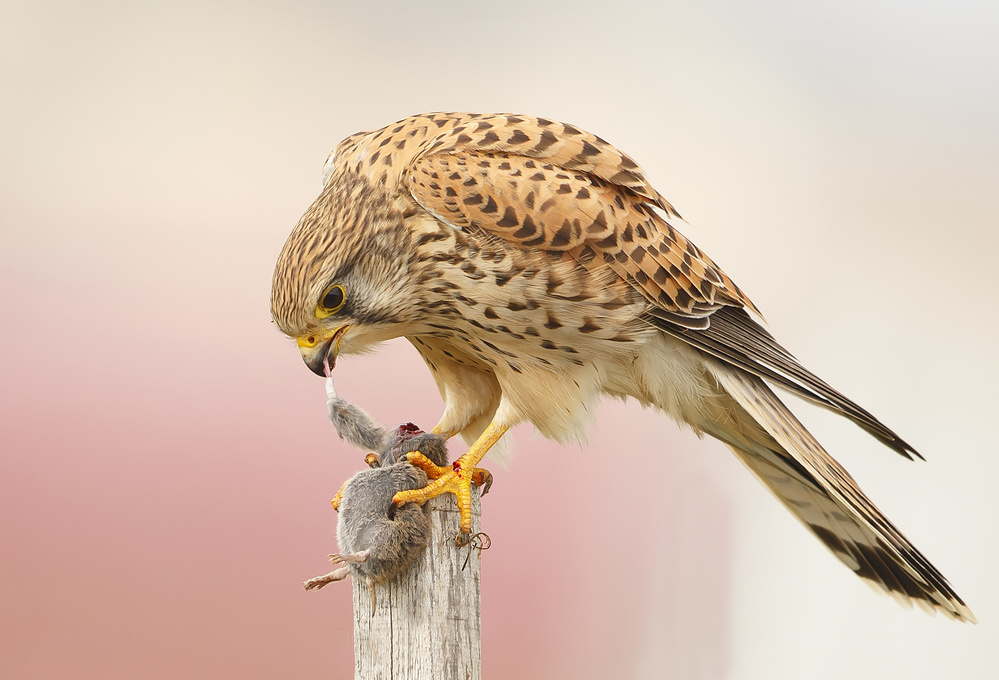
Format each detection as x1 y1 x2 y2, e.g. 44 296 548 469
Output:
317 284 346 318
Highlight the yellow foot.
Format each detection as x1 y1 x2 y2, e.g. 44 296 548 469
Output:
393 422 507 534
330 479 348 512
407 452 494 495
395 452 491 534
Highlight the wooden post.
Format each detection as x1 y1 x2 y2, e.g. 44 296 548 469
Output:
351 489 483 680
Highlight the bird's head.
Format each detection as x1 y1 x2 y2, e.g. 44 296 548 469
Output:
270 172 421 376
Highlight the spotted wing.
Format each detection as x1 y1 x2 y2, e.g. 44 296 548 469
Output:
407 143 757 327
406 114 915 457
412 113 681 217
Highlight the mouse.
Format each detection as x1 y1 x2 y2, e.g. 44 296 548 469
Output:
304 381 451 604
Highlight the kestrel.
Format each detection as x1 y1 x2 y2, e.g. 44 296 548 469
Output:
271 112 973 621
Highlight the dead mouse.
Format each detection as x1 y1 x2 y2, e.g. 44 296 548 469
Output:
303 419 450 603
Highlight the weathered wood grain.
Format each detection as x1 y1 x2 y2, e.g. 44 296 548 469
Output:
352 489 483 680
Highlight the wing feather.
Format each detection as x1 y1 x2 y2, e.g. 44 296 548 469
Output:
706 362 974 621
652 307 921 459
400 113 920 461
407 149 756 325
412 113 681 218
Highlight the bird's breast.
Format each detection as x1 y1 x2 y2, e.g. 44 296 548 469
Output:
408 227 655 442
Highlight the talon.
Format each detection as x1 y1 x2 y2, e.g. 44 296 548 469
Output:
472 468 493 496
364 452 381 468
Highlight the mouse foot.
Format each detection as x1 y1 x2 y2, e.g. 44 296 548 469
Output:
303 566 349 590
329 549 371 566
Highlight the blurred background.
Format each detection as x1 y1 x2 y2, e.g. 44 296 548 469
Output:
2 0 997 677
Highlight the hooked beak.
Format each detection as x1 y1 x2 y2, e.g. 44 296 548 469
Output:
297 326 350 376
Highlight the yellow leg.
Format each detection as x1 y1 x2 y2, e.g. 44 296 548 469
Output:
431 423 460 439
393 421 508 534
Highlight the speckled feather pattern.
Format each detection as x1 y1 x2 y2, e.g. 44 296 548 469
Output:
272 112 973 621
330 112 756 322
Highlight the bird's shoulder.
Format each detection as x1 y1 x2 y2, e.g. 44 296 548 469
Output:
326 112 674 211
325 113 758 320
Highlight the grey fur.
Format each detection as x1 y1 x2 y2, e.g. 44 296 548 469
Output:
333 461 433 584
305 414 451 594
384 427 449 467
326 396 388 452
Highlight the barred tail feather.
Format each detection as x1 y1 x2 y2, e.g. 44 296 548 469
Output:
702 360 975 622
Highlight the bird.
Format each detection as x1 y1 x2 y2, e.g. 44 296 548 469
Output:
271 112 974 621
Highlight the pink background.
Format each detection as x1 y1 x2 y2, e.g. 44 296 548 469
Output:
2 1 997 678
